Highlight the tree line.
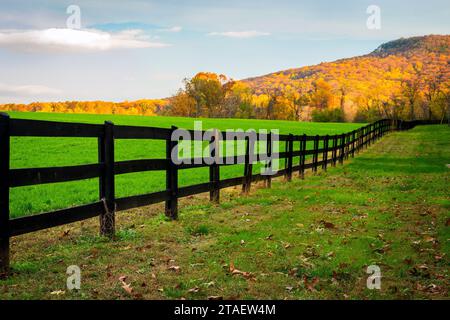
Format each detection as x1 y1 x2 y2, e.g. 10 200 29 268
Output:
162 68 449 123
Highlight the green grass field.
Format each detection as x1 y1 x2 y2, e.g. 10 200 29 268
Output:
1 124 448 299
4 112 363 218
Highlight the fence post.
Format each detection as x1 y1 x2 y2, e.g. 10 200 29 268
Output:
371 124 374 143
370 123 376 144
378 121 381 140
209 129 220 203
313 135 319 173
265 132 272 187
339 134 345 165
360 128 364 149
351 130 356 158
356 129 361 153
374 122 378 140
98 135 105 204
366 126 370 147
372 122 377 143
242 134 254 194
363 127 366 148
361 128 365 149
99 121 115 238
322 135 329 171
286 134 294 181
299 134 306 179
165 126 178 219
0 113 10 275
345 133 350 160
332 135 338 167
371 124 374 144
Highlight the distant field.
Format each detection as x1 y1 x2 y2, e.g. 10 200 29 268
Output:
3 111 363 218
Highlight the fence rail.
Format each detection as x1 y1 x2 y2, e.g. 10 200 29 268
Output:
0 114 433 273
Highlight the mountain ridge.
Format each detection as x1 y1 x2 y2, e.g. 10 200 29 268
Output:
240 34 449 121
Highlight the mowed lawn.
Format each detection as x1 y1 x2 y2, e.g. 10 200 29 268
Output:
0 124 448 299
4 112 363 218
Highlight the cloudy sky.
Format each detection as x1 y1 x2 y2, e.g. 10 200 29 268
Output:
0 0 449 103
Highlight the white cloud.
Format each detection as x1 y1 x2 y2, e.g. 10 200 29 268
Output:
159 26 182 32
207 30 270 39
0 83 61 97
0 28 170 52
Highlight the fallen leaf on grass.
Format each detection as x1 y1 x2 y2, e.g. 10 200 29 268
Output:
434 254 444 262
60 229 71 238
303 276 319 292
188 287 200 293
288 268 298 277
119 275 127 282
119 276 133 295
168 265 181 272
208 296 223 300
320 220 335 229
416 283 442 294
403 258 413 265
121 283 133 295
50 290 65 296
417 264 429 271
229 262 254 279
425 284 441 294
423 236 436 243
332 271 339 283
373 244 391 254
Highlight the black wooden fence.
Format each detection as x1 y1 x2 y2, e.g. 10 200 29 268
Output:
0 114 420 273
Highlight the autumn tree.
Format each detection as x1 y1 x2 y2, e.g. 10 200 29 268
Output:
223 82 254 118
282 85 310 121
310 79 334 110
184 72 230 117
168 90 196 117
401 63 424 120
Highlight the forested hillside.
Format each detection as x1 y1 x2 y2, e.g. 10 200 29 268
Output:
242 35 450 121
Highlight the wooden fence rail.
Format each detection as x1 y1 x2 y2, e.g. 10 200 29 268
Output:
0 114 432 273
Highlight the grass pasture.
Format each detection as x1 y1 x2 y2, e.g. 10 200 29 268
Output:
0 121 448 299
4 112 363 218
